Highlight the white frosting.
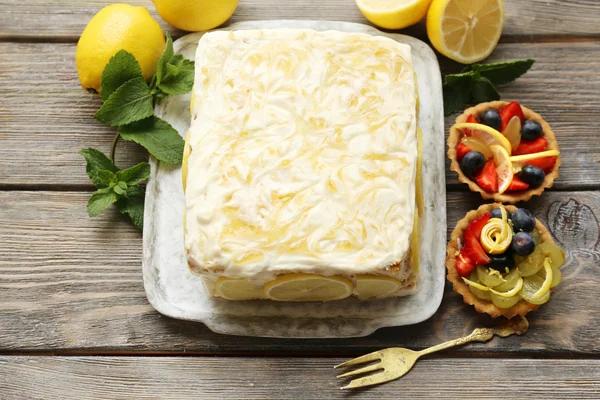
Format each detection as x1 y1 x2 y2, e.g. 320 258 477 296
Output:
185 29 418 284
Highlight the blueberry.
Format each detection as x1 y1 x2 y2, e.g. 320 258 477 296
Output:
511 208 536 233
491 208 512 220
519 165 545 187
488 252 516 272
460 151 486 179
512 232 536 256
521 120 543 140
480 109 502 131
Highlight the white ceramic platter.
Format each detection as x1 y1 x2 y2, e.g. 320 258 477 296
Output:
143 20 446 338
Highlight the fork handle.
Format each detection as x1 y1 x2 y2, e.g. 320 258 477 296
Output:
417 327 495 357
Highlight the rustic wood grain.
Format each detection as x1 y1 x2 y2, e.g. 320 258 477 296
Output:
1 356 599 399
1 190 598 354
1 0 600 41
1 41 599 188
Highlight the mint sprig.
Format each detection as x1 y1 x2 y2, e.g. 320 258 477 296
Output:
443 59 535 115
80 148 150 229
79 32 194 228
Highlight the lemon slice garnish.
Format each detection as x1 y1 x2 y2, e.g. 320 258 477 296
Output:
461 137 493 159
490 144 513 194
264 274 353 302
532 260 553 300
427 0 505 64
354 275 402 300
510 150 560 163
462 277 491 292
490 277 524 297
215 277 265 301
503 116 522 152
453 123 512 155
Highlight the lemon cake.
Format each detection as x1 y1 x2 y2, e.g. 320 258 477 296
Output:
183 29 420 301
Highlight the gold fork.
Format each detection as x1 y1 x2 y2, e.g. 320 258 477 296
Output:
335 316 529 389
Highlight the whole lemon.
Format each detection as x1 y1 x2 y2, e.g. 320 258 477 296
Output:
76 4 165 93
153 0 238 32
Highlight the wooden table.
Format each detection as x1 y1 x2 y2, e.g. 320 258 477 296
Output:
1 1 599 398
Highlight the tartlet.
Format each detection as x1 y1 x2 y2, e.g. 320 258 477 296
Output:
446 203 563 319
448 101 561 203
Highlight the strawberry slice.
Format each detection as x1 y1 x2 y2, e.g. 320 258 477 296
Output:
456 249 475 277
507 175 530 191
463 114 478 136
523 156 557 173
457 142 472 162
475 160 498 193
500 102 525 131
514 137 548 155
467 213 491 240
464 228 491 265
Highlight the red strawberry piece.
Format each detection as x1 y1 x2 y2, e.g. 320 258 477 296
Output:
463 114 478 136
522 156 557 173
467 212 491 240
500 101 525 131
507 175 530 191
456 249 475 277
457 142 472 162
464 228 491 265
514 137 548 155
475 160 498 193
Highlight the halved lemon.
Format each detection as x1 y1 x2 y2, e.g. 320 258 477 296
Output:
215 277 265 300
355 275 402 300
490 144 513 194
503 116 522 152
355 0 434 30
453 123 511 154
510 149 560 163
182 131 191 191
264 274 353 302
427 0 505 64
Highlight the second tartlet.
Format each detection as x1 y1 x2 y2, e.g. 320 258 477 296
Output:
448 101 561 203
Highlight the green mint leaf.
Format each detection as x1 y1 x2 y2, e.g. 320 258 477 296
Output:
94 77 154 126
119 116 184 165
117 190 145 230
79 148 119 187
471 76 501 103
87 187 119 217
156 33 175 85
113 181 128 196
158 59 195 95
100 50 144 102
461 59 535 86
115 162 151 186
443 74 474 116
96 170 116 188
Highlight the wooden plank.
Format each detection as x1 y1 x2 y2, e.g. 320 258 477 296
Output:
1 0 600 41
1 41 599 188
1 190 599 354
1 356 599 399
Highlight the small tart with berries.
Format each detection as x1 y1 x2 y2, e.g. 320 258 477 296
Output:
448 101 561 203
446 203 565 319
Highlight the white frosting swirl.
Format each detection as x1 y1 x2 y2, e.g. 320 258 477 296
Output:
185 29 418 283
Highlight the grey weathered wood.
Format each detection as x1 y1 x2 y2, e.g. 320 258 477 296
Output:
1 41 599 188
0 190 598 354
1 0 600 41
0 356 599 399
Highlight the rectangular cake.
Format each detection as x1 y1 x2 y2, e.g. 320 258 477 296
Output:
183 29 420 301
